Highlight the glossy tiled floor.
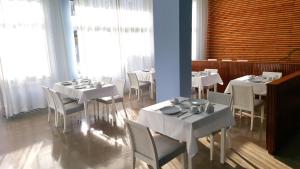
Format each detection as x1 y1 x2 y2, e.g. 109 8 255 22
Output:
0 92 298 169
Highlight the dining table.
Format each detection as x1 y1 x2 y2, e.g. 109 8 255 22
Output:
134 69 155 99
192 71 224 98
137 97 235 169
224 75 271 96
53 80 119 128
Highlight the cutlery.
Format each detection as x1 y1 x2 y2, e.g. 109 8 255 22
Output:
176 110 188 117
181 113 195 120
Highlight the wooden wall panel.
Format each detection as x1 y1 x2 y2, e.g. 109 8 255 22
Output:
207 0 300 63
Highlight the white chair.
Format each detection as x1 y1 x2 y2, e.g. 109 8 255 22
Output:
128 72 150 100
203 69 219 97
207 91 232 160
101 76 112 84
231 85 264 131
262 72 282 79
207 58 217 61
50 89 84 133
125 119 187 169
96 79 127 122
204 69 218 73
42 86 75 123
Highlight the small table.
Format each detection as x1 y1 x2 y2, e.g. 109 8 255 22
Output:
134 70 155 99
192 72 224 98
224 75 270 95
137 98 235 169
54 82 118 127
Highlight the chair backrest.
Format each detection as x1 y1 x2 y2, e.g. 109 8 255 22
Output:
115 79 125 97
101 76 112 84
208 91 232 107
231 85 254 112
128 73 139 89
236 59 248 62
125 119 158 164
207 59 217 61
49 89 65 115
222 59 232 62
42 86 55 109
204 69 218 73
262 72 282 79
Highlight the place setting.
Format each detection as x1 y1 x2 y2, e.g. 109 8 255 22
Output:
158 97 215 120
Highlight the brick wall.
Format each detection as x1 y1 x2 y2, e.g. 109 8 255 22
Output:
207 0 300 63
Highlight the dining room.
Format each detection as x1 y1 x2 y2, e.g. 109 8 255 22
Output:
0 0 300 169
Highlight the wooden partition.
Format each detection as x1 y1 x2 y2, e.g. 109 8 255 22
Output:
266 71 300 154
192 60 300 92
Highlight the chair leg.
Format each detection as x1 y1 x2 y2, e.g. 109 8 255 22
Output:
239 109 242 118
250 111 254 131
96 102 100 119
105 104 109 121
93 101 96 120
122 102 128 119
260 105 264 123
132 156 136 169
63 116 67 133
47 107 51 122
206 88 209 98
55 111 59 127
129 88 131 99
137 89 140 101
210 134 214 161
226 129 232 149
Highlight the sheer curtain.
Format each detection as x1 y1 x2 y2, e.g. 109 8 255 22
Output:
74 0 154 80
0 0 74 117
192 0 208 60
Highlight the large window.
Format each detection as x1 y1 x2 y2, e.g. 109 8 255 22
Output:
71 0 154 79
0 0 51 80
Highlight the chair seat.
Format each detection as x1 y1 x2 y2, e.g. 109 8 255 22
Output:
96 95 123 104
153 134 186 166
139 81 151 87
62 98 76 104
254 99 264 107
65 103 84 114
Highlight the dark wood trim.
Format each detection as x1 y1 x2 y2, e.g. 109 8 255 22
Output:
266 71 300 154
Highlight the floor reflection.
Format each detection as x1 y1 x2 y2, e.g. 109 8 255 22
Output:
0 93 297 169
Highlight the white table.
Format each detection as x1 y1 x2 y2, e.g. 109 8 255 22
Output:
137 98 235 168
54 82 118 127
192 72 224 98
224 75 270 95
134 70 155 99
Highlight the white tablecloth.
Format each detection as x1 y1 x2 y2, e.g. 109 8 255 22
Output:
137 98 235 157
192 73 223 90
224 75 270 95
53 83 118 104
134 70 155 83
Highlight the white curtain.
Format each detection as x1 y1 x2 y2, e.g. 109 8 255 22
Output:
0 0 74 117
74 0 154 80
192 0 208 60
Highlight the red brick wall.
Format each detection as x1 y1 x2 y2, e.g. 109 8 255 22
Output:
207 0 300 63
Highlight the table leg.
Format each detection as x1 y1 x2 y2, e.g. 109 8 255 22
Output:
214 84 217 92
220 128 226 164
150 82 154 99
181 152 188 169
84 101 90 128
210 134 214 161
188 156 193 169
111 96 116 125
